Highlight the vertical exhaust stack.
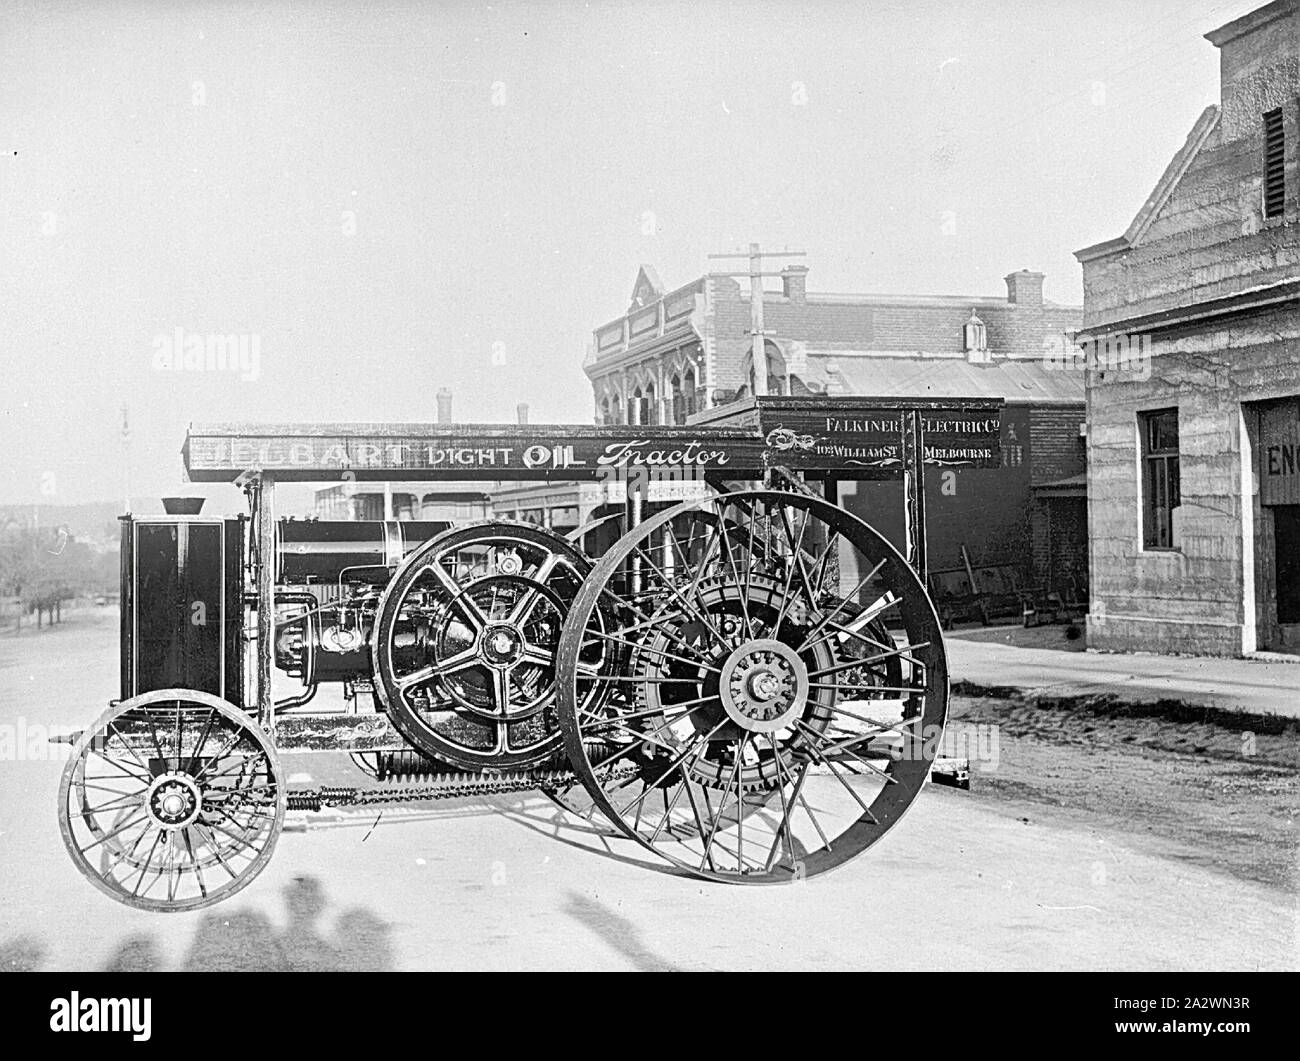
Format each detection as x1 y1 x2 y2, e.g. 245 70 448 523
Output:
516 403 529 425
162 496 204 515
436 389 453 424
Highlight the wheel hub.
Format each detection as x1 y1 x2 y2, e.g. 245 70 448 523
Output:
482 623 523 666
145 773 202 829
718 639 808 733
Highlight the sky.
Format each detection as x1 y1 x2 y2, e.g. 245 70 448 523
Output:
0 0 1264 509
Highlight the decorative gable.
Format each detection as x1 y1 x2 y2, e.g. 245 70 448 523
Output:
629 265 665 311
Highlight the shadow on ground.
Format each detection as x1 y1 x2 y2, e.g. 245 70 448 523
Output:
1 876 394 972
563 890 680 971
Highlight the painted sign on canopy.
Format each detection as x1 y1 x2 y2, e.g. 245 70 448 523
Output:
754 399 1003 470
183 425 772 482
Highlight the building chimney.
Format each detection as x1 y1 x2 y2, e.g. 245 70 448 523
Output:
436 388 453 423
1205 1 1297 143
516 402 529 425
781 264 809 303
1005 270 1045 306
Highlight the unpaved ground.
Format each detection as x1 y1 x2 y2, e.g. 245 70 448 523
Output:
950 693 1299 891
1 608 1295 970
948 619 1087 652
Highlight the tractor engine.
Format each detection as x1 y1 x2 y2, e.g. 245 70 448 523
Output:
270 518 449 690
120 506 590 772
119 510 449 707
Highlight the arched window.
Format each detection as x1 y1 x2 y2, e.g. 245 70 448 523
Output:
669 373 684 424
684 363 698 417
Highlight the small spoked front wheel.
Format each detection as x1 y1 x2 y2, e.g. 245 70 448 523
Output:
58 689 286 912
555 490 948 884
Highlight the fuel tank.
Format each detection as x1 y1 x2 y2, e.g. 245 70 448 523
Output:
275 519 450 585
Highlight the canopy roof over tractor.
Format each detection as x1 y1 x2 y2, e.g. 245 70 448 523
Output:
183 396 1004 483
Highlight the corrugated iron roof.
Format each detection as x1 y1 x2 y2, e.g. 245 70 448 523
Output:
813 355 1085 404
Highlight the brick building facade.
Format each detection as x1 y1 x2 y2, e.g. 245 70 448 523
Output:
586 264 1081 423
581 261 1087 592
1075 0 1300 655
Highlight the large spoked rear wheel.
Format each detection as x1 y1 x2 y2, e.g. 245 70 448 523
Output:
555 490 947 883
58 689 285 912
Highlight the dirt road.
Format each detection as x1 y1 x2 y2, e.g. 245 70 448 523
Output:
1 609 1294 971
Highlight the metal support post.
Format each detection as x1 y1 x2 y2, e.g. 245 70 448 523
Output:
902 410 928 582
255 474 276 733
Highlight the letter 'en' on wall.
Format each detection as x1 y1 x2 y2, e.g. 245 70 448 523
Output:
1260 400 1300 506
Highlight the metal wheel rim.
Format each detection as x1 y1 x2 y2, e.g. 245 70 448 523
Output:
555 489 948 884
58 689 286 912
373 520 597 771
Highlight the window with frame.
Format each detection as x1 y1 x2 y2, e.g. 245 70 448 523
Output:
1264 108 1285 219
1140 408 1180 549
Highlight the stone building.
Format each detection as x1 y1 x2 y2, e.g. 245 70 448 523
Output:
1074 0 1300 656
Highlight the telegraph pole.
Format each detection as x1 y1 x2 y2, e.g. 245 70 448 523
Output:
707 243 806 396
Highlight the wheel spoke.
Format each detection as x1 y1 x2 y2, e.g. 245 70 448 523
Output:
770 505 811 639
78 809 150 853
197 752 269 784
396 663 438 690
192 822 241 879
698 747 744 872
794 720 880 820
617 720 727 816
165 832 180 903
61 693 285 910
764 747 808 873
130 829 165 897
582 696 716 733
581 629 720 673
629 545 733 652
85 791 146 815
93 754 151 783
105 722 152 773
517 646 555 668
594 585 719 664
143 710 167 764
507 553 560 625
646 782 687 844
424 561 490 629
585 701 715 754
796 560 887 652
187 709 219 774
173 700 182 771
733 737 746 871
713 514 757 640
191 731 245 783
72 779 141 797
561 488 946 884
182 827 207 898
681 778 715 869
491 668 513 715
